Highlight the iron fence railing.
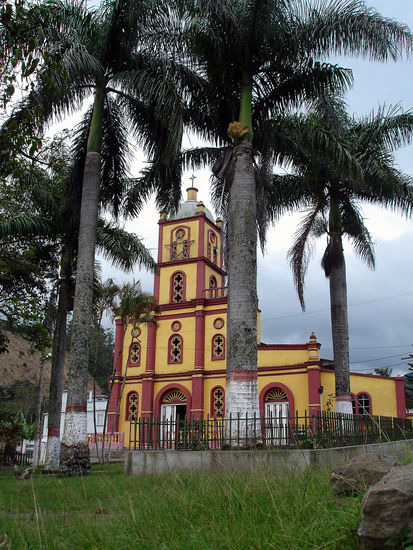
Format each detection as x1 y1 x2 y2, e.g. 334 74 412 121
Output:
0 450 33 466
129 412 413 451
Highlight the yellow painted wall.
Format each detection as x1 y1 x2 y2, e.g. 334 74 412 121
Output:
118 381 142 447
161 220 200 263
320 371 399 417
154 315 196 374
121 323 148 376
158 263 198 304
258 348 309 367
259 372 309 415
204 226 222 269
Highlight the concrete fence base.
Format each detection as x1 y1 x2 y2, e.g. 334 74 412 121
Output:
124 439 413 477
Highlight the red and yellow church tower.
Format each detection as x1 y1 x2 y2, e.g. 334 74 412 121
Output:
107 187 406 446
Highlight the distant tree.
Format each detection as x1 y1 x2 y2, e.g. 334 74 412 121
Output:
374 367 393 377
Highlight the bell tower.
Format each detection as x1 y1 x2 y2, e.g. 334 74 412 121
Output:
154 186 226 305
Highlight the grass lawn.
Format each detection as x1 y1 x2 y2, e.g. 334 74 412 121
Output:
0 463 361 550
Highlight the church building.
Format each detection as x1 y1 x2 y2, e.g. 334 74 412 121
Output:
107 187 406 447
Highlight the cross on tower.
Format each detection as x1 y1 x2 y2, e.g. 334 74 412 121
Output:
189 173 196 186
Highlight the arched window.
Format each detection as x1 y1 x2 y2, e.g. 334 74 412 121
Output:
211 387 225 418
126 392 139 421
352 393 372 415
211 334 225 360
207 231 218 263
170 271 185 303
357 393 371 415
168 334 183 364
129 342 141 365
209 276 217 298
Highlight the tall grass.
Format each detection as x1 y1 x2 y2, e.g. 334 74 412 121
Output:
0 464 361 549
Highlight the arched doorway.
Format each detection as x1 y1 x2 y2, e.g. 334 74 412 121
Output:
161 389 187 423
160 389 187 447
264 387 290 445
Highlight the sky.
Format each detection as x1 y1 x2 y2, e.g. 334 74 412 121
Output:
97 0 413 376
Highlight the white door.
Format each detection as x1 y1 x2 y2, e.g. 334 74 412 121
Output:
160 404 176 447
265 402 289 445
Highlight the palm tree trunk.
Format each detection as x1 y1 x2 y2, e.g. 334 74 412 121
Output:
329 235 352 415
225 76 260 441
226 141 260 429
33 354 46 468
101 323 127 462
44 244 72 471
60 87 104 475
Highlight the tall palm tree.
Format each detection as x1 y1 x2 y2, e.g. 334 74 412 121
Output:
269 97 413 413
3 0 187 473
0 135 156 469
163 0 411 426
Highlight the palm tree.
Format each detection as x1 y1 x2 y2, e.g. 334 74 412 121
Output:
3 0 187 473
269 96 413 413
103 281 160 461
163 0 411 427
0 134 156 469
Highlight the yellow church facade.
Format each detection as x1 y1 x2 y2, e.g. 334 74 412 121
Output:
107 188 406 447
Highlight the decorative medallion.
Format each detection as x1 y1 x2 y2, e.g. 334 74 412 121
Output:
171 320 182 332
213 318 224 330
209 232 216 243
176 228 185 239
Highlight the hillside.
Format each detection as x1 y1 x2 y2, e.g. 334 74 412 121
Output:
0 331 100 394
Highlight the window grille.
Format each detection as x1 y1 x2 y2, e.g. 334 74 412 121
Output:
212 387 225 418
172 272 185 303
127 392 139 421
169 335 183 363
265 388 288 402
130 342 140 364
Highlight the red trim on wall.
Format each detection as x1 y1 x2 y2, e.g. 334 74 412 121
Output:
169 270 186 304
191 375 204 419
307 367 321 415
257 370 307 377
107 381 121 431
211 333 225 361
168 333 183 364
158 258 226 276
210 385 225 418
113 319 124 374
198 216 205 258
395 379 406 418
259 382 295 418
154 383 192 418
195 310 205 369
141 378 154 420
196 260 206 299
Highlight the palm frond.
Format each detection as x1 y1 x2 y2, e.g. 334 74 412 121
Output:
96 218 156 272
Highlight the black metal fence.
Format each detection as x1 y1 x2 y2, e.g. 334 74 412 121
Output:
0 450 33 466
129 412 413 451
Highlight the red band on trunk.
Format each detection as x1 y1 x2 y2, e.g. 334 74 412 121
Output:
335 395 352 402
65 403 87 412
48 428 60 437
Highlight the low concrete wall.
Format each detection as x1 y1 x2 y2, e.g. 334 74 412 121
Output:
125 439 413 476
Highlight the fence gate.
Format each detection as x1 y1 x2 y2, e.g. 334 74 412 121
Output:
265 402 289 445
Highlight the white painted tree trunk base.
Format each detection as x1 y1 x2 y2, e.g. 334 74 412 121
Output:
61 411 87 446
335 399 353 415
225 375 261 445
60 411 90 475
44 436 61 471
